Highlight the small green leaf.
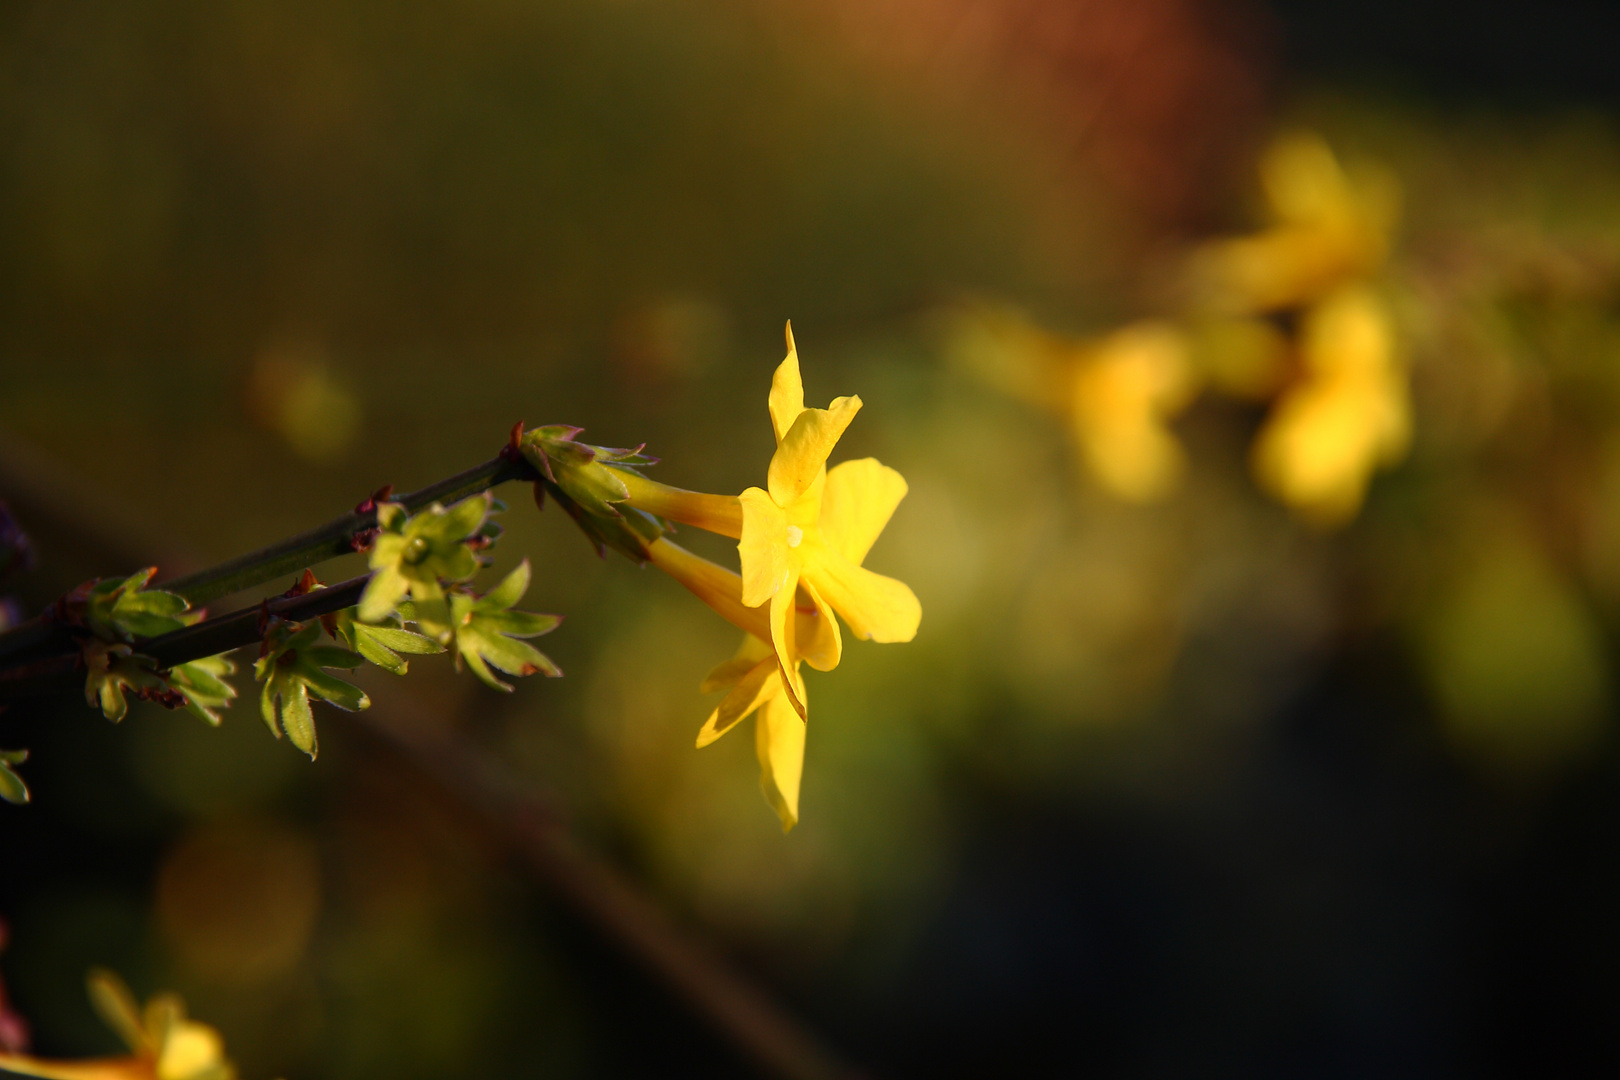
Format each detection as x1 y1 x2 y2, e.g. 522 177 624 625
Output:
0 748 30 805
448 559 563 691
279 683 317 756
329 605 444 675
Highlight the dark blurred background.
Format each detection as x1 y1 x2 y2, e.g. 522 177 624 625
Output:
5 1 1620 1076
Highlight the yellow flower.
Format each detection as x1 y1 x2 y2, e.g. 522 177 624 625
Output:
1189 131 1398 315
1251 285 1410 525
624 324 920 718
945 305 1198 503
0 970 234 1080
1067 321 1198 502
621 327 918 826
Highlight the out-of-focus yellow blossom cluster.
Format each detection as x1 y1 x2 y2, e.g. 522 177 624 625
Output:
605 324 921 831
0 970 235 1080
952 131 1410 527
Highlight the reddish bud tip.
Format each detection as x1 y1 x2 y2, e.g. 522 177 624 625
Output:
285 569 320 598
354 485 394 515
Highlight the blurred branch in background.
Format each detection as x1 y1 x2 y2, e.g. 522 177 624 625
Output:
0 429 860 1080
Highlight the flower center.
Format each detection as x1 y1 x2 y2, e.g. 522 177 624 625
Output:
403 537 431 565
785 525 803 548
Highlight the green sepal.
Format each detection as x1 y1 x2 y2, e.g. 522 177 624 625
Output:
520 426 658 520
0 748 30 805
548 484 667 564
167 653 238 726
448 559 563 691
254 621 370 759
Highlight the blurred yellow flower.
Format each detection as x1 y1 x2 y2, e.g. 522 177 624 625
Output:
1183 131 1410 526
1189 131 1398 315
0 969 234 1080
1251 285 1410 526
946 306 1198 502
1067 321 1198 502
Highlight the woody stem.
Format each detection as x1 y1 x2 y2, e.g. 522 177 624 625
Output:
0 453 539 668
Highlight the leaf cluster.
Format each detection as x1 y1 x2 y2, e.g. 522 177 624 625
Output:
3 434 579 800
449 559 562 690
360 494 496 640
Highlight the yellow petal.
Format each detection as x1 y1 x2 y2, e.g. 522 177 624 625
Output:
769 570 808 719
755 690 805 832
769 321 806 444
1068 321 1195 503
1299 285 1395 381
767 397 861 508
820 458 908 565
700 634 774 693
1261 131 1352 227
646 538 770 640
738 487 791 608
696 654 780 748
808 549 921 643
796 578 842 672
1252 288 1408 526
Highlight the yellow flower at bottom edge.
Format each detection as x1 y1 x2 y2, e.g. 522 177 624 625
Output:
1252 284 1410 526
0 970 234 1080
